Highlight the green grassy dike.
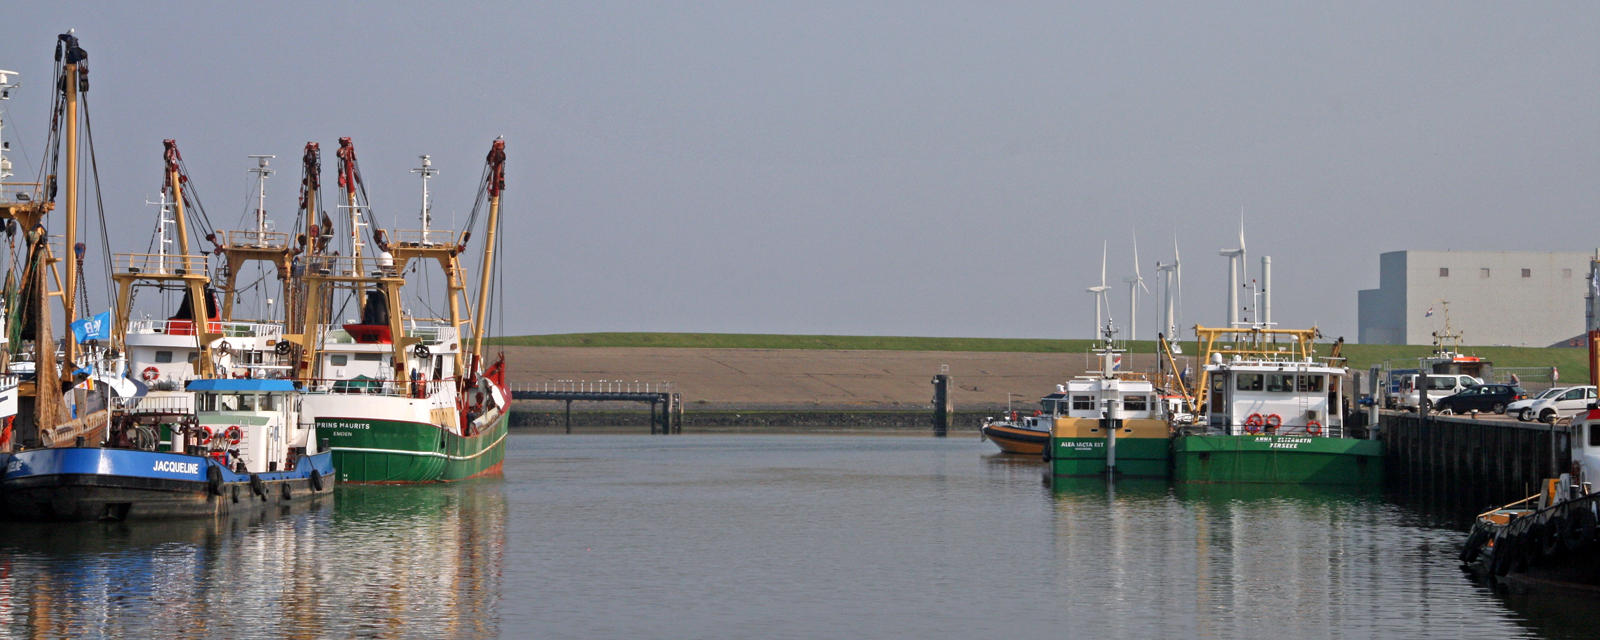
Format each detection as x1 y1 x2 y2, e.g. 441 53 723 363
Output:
490 332 1587 373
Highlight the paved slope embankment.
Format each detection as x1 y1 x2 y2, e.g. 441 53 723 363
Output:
501 346 1169 409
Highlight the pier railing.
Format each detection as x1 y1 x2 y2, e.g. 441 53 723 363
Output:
510 381 682 434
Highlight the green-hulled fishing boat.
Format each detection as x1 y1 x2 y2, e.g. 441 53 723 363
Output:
292 139 511 484
1170 325 1381 484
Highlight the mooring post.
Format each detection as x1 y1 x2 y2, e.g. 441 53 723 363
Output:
565 399 572 435
931 366 951 437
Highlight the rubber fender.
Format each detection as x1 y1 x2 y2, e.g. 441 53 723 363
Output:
207 465 224 496
250 473 266 500
310 468 324 492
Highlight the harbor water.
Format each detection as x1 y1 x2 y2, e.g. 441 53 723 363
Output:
0 434 1588 639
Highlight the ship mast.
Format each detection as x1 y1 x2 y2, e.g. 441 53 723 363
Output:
111 140 218 378
215 154 296 322
469 138 506 359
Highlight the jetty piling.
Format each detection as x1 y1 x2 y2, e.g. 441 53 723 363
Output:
931 367 952 437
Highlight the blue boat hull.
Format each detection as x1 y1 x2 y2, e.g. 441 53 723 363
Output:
2 448 334 521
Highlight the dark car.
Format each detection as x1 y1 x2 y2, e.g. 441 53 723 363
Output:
1433 384 1528 415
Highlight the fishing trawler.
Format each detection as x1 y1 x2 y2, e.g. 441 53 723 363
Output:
291 139 509 484
1045 323 1170 478
1168 325 1381 484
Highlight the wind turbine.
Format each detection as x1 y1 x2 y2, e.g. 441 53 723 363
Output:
1219 211 1246 327
1156 235 1182 347
1125 233 1149 342
1086 241 1112 342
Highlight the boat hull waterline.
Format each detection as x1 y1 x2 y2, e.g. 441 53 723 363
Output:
323 410 508 484
2 447 333 521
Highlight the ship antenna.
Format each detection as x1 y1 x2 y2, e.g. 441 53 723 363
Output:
247 154 275 245
411 154 438 246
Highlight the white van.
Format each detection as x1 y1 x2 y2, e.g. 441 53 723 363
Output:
1398 373 1482 411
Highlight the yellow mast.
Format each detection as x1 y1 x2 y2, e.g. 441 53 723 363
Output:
60 37 82 370
469 139 506 359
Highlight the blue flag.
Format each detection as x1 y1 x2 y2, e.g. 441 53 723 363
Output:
70 311 111 343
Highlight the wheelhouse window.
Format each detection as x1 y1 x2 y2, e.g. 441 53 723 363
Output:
1295 375 1325 392
1040 399 1058 415
1123 395 1148 411
330 355 349 367
1591 424 1600 448
1235 374 1263 391
1439 267 1449 277
355 353 383 362
197 394 216 411
1072 395 1094 411
154 350 174 364
1266 374 1294 392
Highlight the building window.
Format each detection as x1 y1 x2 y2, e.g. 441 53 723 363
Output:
1480 268 1491 278
1565 268 1574 279
1522 268 1531 278
1439 267 1449 277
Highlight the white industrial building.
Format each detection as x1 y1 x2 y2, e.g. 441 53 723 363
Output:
1357 250 1594 346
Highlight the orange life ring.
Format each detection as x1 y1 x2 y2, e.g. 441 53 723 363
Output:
1264 414 1282 429
198 426 214 446
1245 413 1265 427
141 366 160 382
1306 420 1323 436
224 425 243 445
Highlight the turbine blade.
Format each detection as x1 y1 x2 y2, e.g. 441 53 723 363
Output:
1100 241 1107 287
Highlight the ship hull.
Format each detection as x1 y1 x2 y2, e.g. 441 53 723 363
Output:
1172 434 1383 484
980 423 1048 455
1 447 333 521
1049 436 1169 478
323 409 507 484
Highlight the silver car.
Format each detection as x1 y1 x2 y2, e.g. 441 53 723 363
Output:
1512 386 1569 422
1527 385 1598 424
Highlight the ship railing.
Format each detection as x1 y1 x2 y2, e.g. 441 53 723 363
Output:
301 254 399 279
221 229 292 250
0 181 45 205
299 375 462 402
113 252 210 276
128 318 285 339
114 394 194 416
319 322 455 346
387 228 463 248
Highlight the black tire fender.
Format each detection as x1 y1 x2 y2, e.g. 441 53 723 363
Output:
207 465 224 496
250 473 266 500
310 468 325 492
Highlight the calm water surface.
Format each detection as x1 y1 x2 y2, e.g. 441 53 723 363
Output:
0 434 1587 638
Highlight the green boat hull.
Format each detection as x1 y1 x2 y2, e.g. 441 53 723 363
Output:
323 411 508 484
1172 434 1383 484
1049 437 1170 478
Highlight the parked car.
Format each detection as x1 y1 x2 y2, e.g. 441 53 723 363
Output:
1512 387 1570 422
1397 373 1483 411
1528 386 1598 424
1432 384 1527 415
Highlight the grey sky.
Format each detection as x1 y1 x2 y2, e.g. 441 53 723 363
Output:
3 2 1597 341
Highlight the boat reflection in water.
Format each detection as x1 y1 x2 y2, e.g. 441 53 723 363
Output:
0 481 505 638
1043 480 1528 638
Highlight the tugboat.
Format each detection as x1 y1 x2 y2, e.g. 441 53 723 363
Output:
1462 408 1600 586
2 377 331 520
